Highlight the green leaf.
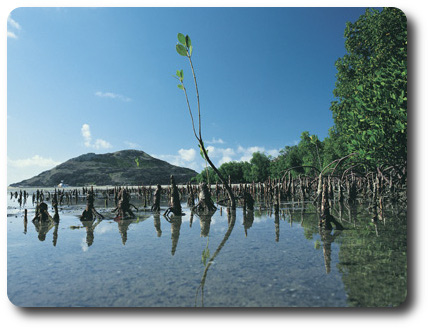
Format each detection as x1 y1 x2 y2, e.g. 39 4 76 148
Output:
198 142 209 160
185 35 191 48
177 84 184 90
357 85 364 92
199 144 205 159
189 45 193 56
176 44 188 56
177 33 186 45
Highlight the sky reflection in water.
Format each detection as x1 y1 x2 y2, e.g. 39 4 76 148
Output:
7 194 406 307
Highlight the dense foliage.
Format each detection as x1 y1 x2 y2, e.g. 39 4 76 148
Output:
330 8 407 171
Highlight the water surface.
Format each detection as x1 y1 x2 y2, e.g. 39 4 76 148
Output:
7 189 407 307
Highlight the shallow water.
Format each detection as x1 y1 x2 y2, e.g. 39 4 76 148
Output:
7 189 407 307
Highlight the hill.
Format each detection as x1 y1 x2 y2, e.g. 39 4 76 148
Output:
10 150 198 187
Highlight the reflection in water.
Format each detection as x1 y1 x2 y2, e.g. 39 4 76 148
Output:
32 218 55 242
198 214 212 237
115 219 132 245
195 209 236 307
243 209 254 237
274 213 280 242
164 214 182 256
153 213 162 237
319 227 342 274
81 219 102 247
13 193 406 307
189 212 194 228
337 216 407 306
23 209 28 235
52 222 59 247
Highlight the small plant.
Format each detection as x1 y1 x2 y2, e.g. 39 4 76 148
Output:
201 237 210 266
174 33 236 209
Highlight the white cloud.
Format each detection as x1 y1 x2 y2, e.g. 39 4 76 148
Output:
8 155 60 168
124 141 140 149
8 16 21 30
7 16 21 39
206 137 225 144
7 31 17 39
151 144 280 175
151 148 200 172
236 145 279 162
95 91 131 102
205 146 236 167
178 148 196 162
7 155 61 185
94 139 112 149
81 124 112 149
81 124 91 147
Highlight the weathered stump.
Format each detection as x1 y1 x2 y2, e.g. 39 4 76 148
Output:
81 188 104 221
164 175 184 216
113 188 138 219
193 182 217 215
151 184 162 212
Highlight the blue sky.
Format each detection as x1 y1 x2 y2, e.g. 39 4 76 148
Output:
7 7 370 185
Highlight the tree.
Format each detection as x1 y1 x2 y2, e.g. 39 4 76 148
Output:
297 131 324 174
270 145 303 179
245 152 271 182
218 161 247 183
330 8 407 173
192 167 218 184
322 126 348 169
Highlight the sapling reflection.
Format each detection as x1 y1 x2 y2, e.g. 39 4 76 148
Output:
174 33 236 210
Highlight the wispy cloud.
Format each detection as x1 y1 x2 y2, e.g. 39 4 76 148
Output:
94 139 112 149
7 15 21 39
151 148 199 171
7 155 61 185
81 124 112 149
7 31 18 39
95 91 131 102
235 145 279 162
124 141 140 149
8 16 21 30
8 155 60 168
206 137 225 144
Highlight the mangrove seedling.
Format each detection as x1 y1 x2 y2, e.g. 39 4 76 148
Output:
174 33 236 210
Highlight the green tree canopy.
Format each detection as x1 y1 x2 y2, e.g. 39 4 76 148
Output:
322 126 348 169
245 152 271 182
218 161 247 183
297 131 324 174
270 145 304 179
330 8 407 171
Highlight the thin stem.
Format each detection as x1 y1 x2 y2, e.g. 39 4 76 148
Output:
200 138 236 209
187 53 201 139
181 83 199 140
